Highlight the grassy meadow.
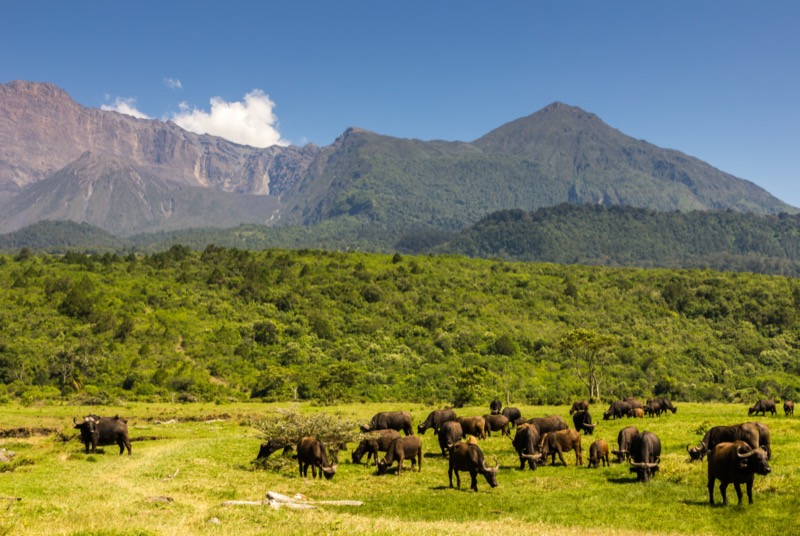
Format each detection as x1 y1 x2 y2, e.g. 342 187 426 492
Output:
0 401 797 535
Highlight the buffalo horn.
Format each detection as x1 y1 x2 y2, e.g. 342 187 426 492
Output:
73 416 78 424
686 445 691 453
736 446 758 458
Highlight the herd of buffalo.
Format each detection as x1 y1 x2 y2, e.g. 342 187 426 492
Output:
73 396 788 505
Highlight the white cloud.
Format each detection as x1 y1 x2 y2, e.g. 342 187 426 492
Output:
101 97 151 119
171 89 287 148
164 78 183 90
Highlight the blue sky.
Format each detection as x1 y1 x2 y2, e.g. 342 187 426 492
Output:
2 1 799 207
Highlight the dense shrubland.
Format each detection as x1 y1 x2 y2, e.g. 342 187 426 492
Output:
1 246 799 405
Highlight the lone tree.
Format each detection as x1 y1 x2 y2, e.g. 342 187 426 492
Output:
558 328 616 403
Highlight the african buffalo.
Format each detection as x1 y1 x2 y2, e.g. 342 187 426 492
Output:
456 416 486 440
748 399 776 417
297 437 337 479
747 421 772 460
707 441 771 505
625 397 643 410
644 400 662 417
512 423 542 470
489 398 502 415
438 421 464 456
351 429 401 465
539 429 582 466
483 414 510 437
603 401 632 420
417 409 456 435
376 436 422 476
361 411 414 435
687 422 762 462
612 425 639 462
631 408 644 418
569 400 589 415
256 439 293 460
527 415 569 435
652 396 677 414
628 431 661 482
784 400 794 416
73 415 131 455
588 439 610 468
502 407 522 425
448 441 499 491
572 410 597 435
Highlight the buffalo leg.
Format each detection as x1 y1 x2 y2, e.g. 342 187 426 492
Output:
418 451 422 472
556 448 567 466
746 479 754 504
733 482 743 505
708 478 716 505
469 470 478 492
719 482 729 505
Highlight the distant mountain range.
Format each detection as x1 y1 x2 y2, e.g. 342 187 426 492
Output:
0 80 794 241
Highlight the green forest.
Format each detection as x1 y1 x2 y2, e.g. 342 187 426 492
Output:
1 246 799 406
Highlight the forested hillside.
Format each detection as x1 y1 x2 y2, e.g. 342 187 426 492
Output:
439 205 800 276
1 247 799 406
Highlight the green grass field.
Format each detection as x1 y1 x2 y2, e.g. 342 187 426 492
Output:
0 402 796 535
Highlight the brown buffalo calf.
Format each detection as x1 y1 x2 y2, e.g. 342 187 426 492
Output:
540 429 582 466
588 439 609 468
377 436 422 476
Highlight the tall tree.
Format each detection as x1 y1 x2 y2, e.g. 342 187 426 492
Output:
558 329 616 403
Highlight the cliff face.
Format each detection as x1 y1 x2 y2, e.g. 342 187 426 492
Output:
0 81 318 196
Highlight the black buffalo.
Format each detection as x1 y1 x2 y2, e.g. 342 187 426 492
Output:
437 421 464 456
569 400 589 415
527 415 569 435
376 436 422 476
784 400 794 416
448 441 499 492
256 439 293 460
417 409 456 435
512 423 542 470
687 422 762 462
361 411 414 436
612 425 639 462
707 441 771 505
748 399 776 417
482 414 510 437
489 398 503 415
351 429 401 465
644 400 662 417
628 431 661 482
73 415 131 455
651 396 677 414
297 436 337 479
572 410 597 435
603 401 632 420
501 407 522 425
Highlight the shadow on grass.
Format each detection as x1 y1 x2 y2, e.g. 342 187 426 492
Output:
606 476 639 484
423 452 446 459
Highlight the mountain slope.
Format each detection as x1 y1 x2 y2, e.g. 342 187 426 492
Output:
0 152 279 236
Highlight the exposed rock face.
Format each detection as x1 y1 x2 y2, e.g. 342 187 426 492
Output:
0 81 317 196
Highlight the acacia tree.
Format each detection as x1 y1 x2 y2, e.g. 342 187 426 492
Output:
558 328 616 403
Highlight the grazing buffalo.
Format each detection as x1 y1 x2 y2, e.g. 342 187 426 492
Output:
73 415 131 455
784 400 794 416
483 414 511 437
625 397 643 410
351 429 401 465
502 407 522 425
361 411 414 436
376 436 422 476
438 421 464 456
631 408 644 419
628 431 661 482
448 441 499 492
417 409 457 435
588 439 610 468
748 399 776 417
652 396 677 414
644 400 662 417
297 437 337 479
490 398 503 415
539 429 582 466
603 401 632 420
527 415 569 435
707 441 771 506
572 410 597 435
512 423 542 470
687 422 762 462
569 400 589 415
256 439 293 460
456 416 487 440
612 425 639 463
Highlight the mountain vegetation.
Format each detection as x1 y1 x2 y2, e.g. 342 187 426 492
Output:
2 248 798 406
